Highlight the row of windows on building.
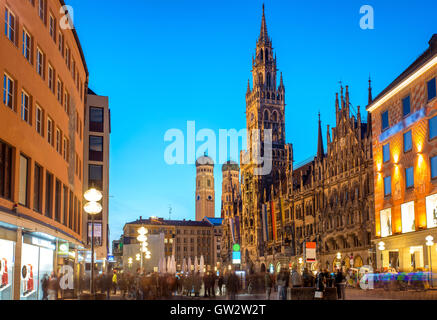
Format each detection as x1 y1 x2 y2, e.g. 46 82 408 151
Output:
176 237 212 244
380 78 436 131
0 139 81 233
176 246 211 253
5 3 85 102
3 74 84 181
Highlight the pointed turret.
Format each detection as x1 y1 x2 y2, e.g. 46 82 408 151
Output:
278 72 285 91
345 85 350 116
327 124 331 144
335 92 339 123
368 76 373 105
246 79 251 95
259 4 269 44
317 112 324 160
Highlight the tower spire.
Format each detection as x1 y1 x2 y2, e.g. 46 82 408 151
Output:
317 112 324 159
368 75 373 105
259 4 269 43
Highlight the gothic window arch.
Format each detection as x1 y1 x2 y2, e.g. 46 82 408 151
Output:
267 73 271 89
272 111 278 122
265 49 269 61
260 50 263 61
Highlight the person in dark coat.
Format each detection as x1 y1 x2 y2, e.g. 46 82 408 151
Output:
218 274 224 296
226 271 240 300
335 269 345 299
41 273 49 300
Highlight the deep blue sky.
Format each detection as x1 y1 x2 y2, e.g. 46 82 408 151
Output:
67 0 436 249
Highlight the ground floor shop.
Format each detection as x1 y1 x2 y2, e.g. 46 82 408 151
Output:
0 220 86 300
374 228 437 272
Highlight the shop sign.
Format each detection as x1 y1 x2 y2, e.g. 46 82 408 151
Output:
107 255 114 262
58 242 69 256
31 237 55 250
232 251 241 264
305 242 316 262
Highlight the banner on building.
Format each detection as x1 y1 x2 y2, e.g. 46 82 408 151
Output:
280 197 285 227
305 242 316 263
271 201 277 241
262 204 268 242
229 218 235 243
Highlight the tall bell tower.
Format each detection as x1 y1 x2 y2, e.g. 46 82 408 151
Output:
195 154 215 221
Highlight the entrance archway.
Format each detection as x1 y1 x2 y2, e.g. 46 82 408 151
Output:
260 263 266 273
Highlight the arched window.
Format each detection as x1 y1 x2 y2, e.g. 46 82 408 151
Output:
272 111 278 122
265 49 269 61
260 50 263 61
264 109 269 121
267 73 271 88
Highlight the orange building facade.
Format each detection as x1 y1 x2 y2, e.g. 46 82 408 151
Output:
0 0 88 299
368 35 437 272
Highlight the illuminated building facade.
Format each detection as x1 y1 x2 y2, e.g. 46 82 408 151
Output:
367 34 437 271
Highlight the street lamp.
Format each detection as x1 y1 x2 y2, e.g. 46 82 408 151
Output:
137 227 149 273
83 188 103 296
128 257 133 269
426 235 434 287
378 241 385 271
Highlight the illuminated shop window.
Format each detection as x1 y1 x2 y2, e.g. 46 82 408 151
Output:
401 201 415 233
426 193 437 228
380 208 392 237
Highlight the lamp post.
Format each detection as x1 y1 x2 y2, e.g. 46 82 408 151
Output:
137 226 149 273
378 241 385 271
426 235 434 288
84 188 103 296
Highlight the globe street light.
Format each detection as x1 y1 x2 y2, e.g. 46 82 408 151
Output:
83 188 103 297
426 235 434 287
137 227 150 273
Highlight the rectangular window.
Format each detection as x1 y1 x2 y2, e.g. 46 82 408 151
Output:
19 154 29 206
48 64 54 92
426 194 437 229
69 191 73 229
89 135 103 161
429 116 437 140
401 201 415 233
63 185 68 226
56 128 61 154
383 143 390 163
403 130 412 152
33 163 42 212
55 179 61 222
431 155 437 179
38 0 45 22
72 59 76 80
384 176 391 196
3 74 14 109
406 167 414 188
63 137 69 162
89 164 103 190
64 90 69 113
36 48 44 78
21 91 30 123
49 14 56 41
45 171 53 218
57 78 63 103
402 95 411 117
58 32 64 56
36 105 43 135
22 29 32 62
4 8 15 43
90 107 104 132
381 110 389 131
428 78 437 101
0 140 13 200
65 46 70 69
47 117 53 145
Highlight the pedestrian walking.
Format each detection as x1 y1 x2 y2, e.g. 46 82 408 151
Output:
264 271 273 300
226 271 240 300
218 274 224 296
112 270 118 294
277 269 288 300
47 271 59 300
290 267 302 288
41 273 49 300
335 269 345 299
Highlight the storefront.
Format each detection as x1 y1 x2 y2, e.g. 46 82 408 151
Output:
0 238 15 300
20 235 56 300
